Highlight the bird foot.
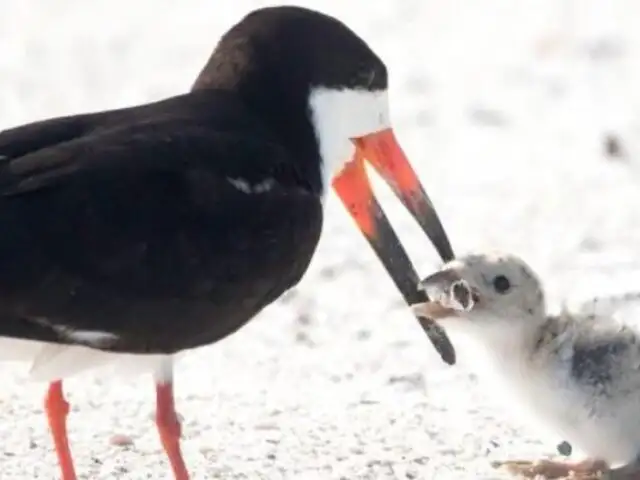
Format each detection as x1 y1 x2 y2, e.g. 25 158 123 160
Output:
492 458 608 479
598 462 640 480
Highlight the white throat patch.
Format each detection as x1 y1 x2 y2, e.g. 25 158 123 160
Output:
307 87 391 197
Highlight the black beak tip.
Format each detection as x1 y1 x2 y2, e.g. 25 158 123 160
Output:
436 238 455 264
417 317 456 365
414 277 456 365
360 195 458 366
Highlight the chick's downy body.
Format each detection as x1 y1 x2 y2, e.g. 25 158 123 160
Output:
413 252 640 478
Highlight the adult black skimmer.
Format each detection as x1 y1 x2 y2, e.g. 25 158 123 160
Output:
0 5 454 479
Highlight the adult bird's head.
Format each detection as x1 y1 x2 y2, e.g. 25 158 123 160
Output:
194 6 457 364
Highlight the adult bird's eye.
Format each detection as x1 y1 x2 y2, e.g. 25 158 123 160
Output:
492 275 511 294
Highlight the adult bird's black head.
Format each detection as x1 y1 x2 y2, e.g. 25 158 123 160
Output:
193 6 457 364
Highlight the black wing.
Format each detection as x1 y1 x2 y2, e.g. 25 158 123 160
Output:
0 97 323 353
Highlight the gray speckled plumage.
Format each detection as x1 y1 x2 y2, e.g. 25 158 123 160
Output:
533 307 640 393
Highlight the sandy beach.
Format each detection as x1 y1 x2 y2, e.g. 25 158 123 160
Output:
1 0 640 478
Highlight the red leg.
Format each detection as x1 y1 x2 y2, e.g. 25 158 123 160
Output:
155 382 189 480
45 381 77 480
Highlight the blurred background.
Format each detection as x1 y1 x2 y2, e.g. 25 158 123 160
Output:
0 0 639 478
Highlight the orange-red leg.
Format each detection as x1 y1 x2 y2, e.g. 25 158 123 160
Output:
45 381 77 480
155 382 189 480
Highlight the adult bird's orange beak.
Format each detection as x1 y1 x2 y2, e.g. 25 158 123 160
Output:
332 127 457 365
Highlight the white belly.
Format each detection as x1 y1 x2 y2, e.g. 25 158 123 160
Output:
461 341 640 466
518 377 640 466
0 336 172 382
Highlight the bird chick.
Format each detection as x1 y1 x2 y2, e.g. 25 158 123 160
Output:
412 252 640 480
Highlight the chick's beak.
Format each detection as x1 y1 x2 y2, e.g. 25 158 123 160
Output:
332 127 456 365
411 269 476 324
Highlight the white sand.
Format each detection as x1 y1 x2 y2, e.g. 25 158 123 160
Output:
1 0 640 478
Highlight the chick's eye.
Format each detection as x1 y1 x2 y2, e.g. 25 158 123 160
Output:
492 275 511 294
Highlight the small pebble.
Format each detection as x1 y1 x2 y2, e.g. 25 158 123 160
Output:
557 441 572 457
109 433 134 447
604 134 625 159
